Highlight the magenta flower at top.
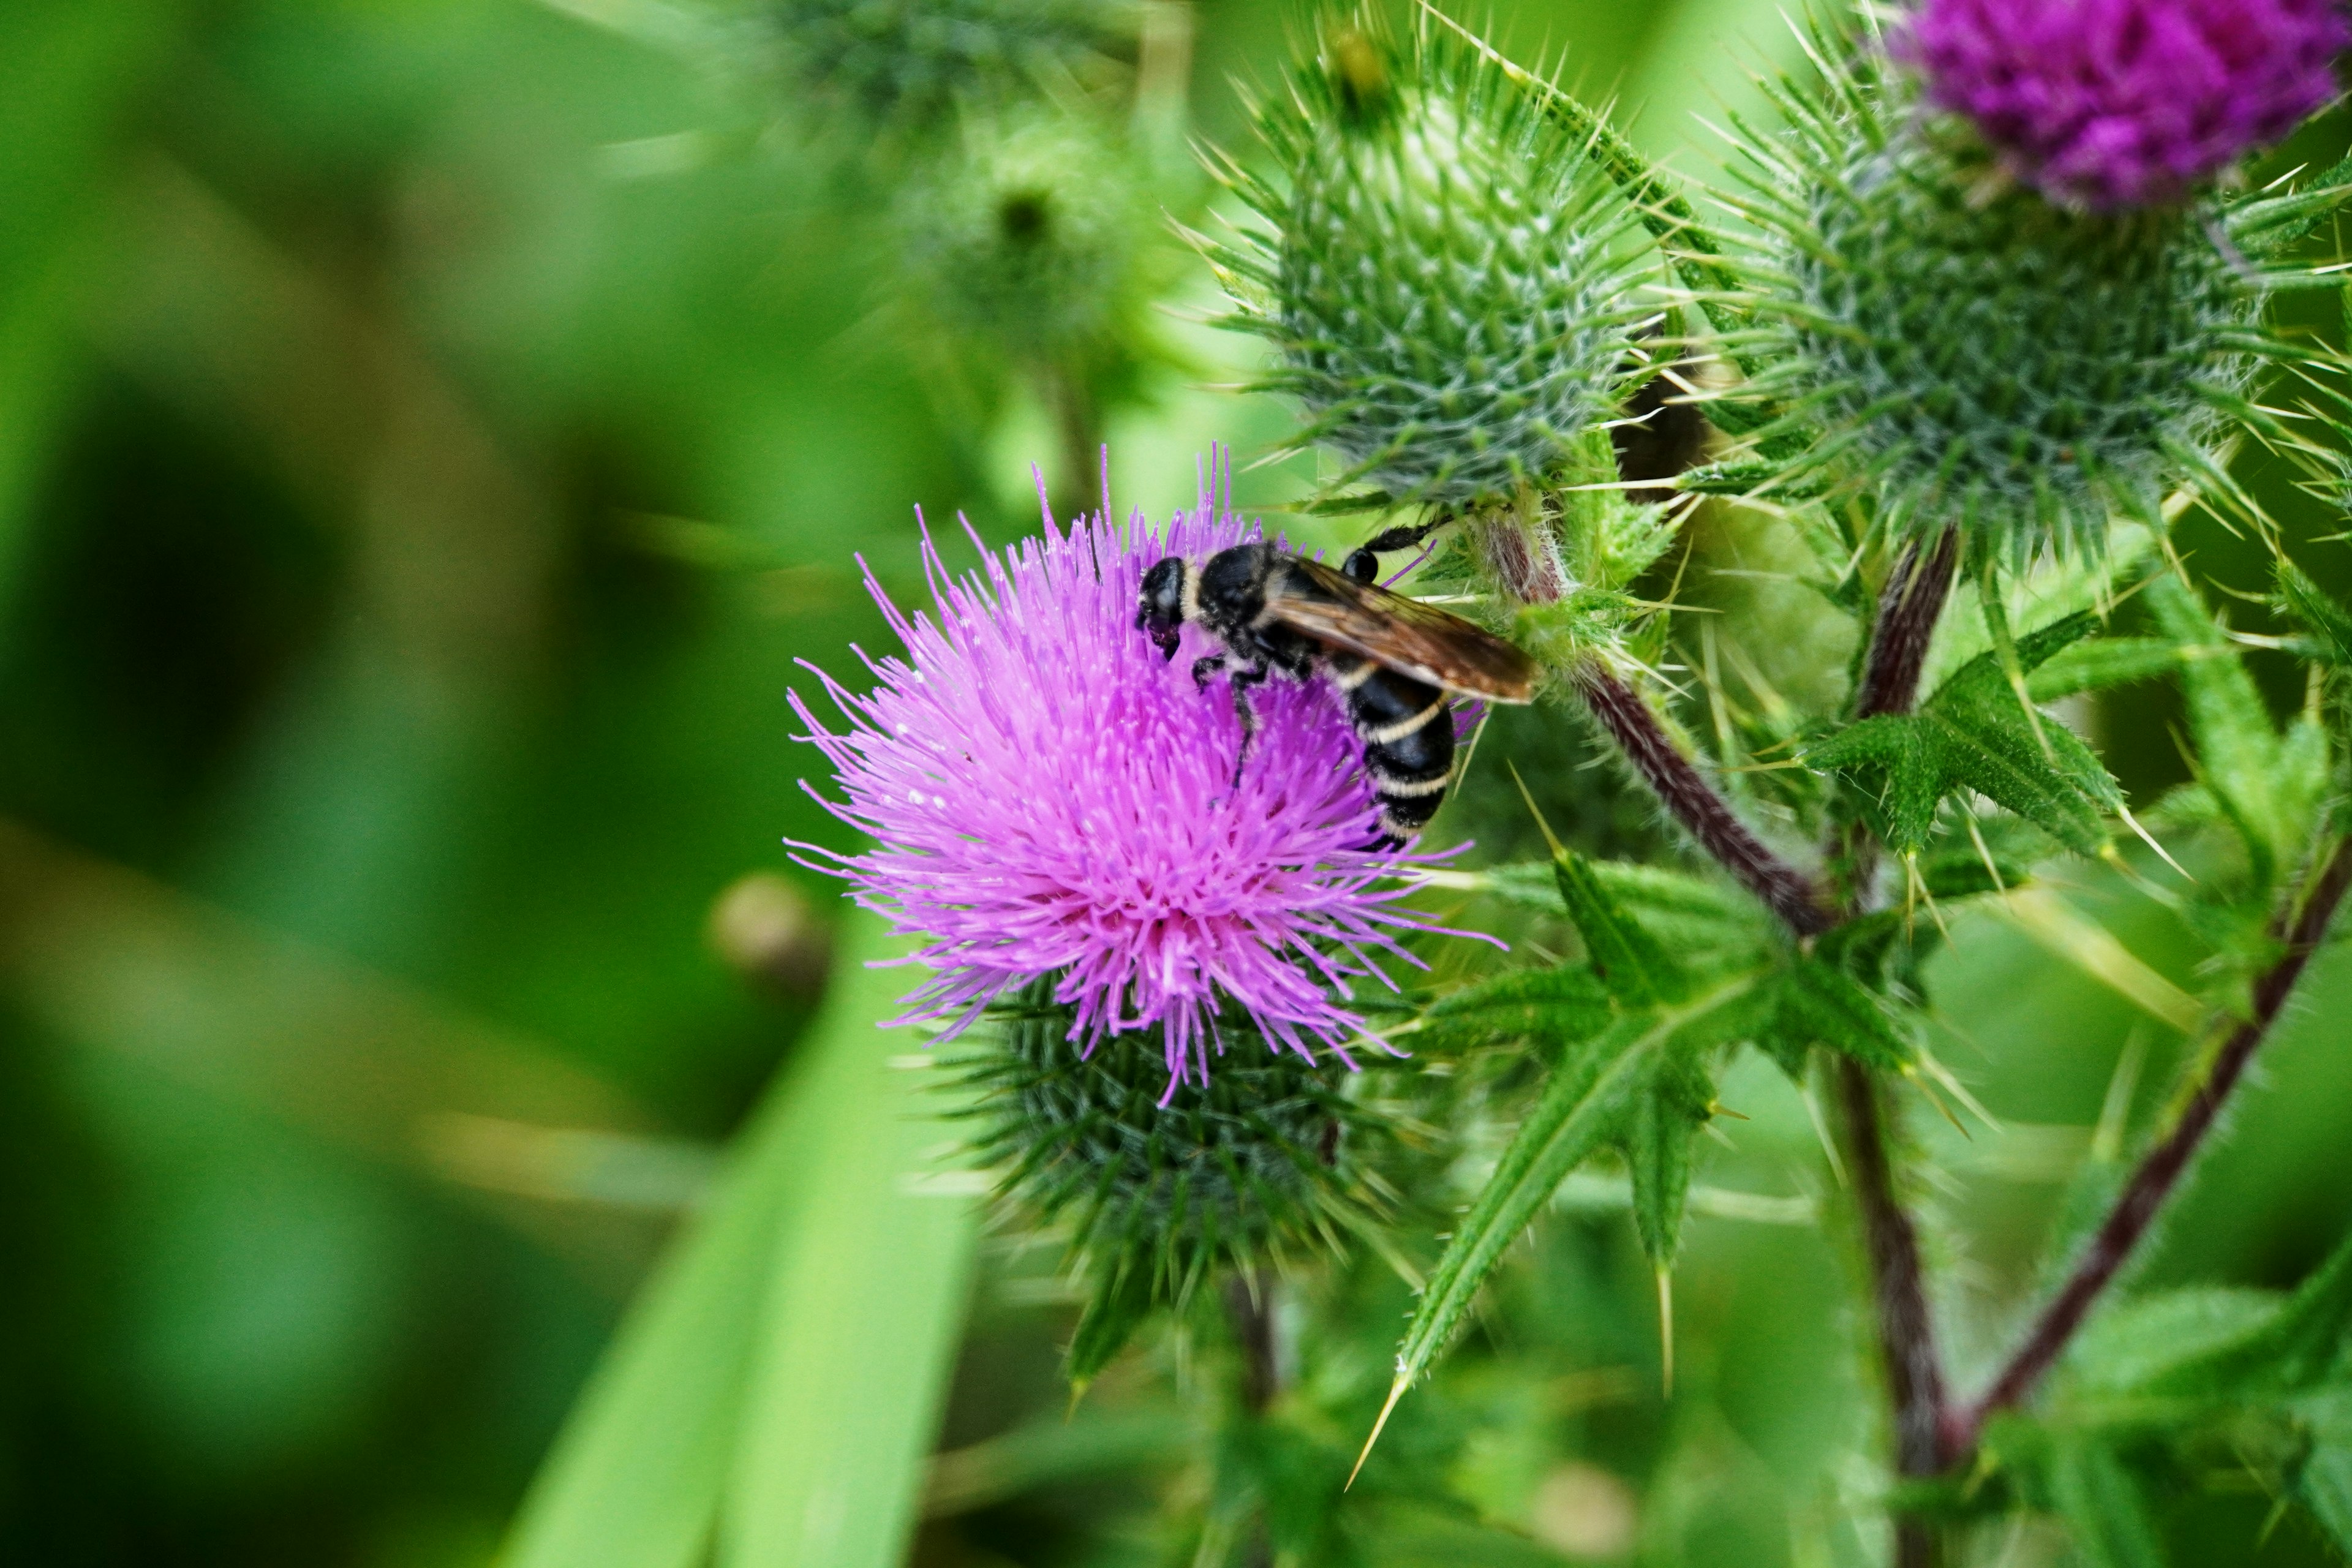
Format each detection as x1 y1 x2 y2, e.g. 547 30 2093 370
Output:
789 475 1458 1088
1899 0 2348 209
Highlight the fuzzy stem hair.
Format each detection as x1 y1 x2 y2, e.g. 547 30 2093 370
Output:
1575 663 1834 937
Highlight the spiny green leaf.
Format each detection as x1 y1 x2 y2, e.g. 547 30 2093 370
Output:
2070 1230 2352 1404
1479 859 1768 962
2068 1287 2283 1397
2029 637 2189 701
1415 963 1613 1055
2278 557 2352 669
1382 976 1763 1403
1933 611 2107 706
1757 958 1918 1078
1808 613 2119 856
1623 1047 1716 1267
2188 1228 2352 1397
1552 848 1693 1006
2147 573 2290 885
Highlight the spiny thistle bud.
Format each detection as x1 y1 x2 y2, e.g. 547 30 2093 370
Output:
900 112 1147 358
1208 18 1655 508
1898 0 2348 213
769 0 1132 137
1728 44 2304 560
962 984 1392 1379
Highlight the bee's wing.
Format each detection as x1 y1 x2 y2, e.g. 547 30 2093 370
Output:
1267 557 1538 701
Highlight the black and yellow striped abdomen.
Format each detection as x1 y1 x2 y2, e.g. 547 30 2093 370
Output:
1332 657 1454 842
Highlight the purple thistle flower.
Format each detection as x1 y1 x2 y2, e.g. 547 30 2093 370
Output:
789 474 1465 1089
1898 0 2348 210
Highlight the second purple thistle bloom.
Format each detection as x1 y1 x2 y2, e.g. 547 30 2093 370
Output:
1902 0 2348 210
790 479 1463 1089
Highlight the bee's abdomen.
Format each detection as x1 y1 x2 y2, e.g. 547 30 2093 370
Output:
1335 659 1454 840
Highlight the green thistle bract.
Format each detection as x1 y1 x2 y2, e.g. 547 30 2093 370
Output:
769 0 1131 137
1727 49 2285 560
900 113 1146 356
1210 21 1656 509
963 985 1392 1374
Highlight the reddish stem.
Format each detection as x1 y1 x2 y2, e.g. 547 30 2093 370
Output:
1856 530 1961 722
1575 663 1834 937
1837 1057 1954 1477
1828 533 1964 1567
1953 832 2352 1447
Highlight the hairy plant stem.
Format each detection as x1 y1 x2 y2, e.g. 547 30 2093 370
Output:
1469 489 1834 932
1576 665 1835 935
1953 829 2352 1448
1836 1057 1953 1568
1828 532 1964 1568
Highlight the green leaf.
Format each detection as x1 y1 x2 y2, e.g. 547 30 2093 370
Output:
2278 558 2352 669
1381 975 1763 1403
499 945 875 1568
2068 1287 2283 1397
1354 1500 1583 1566
1476 859 1769 962
2049 1438 2167 1568
505 914 976 1568
2028 638 2188 701
2068 1231 2352 1405
718 913 982 1568
1551 848 1692 1007
1414 963 1614 1056
2187 1229 2352 1398
2147 573 2291 885
1808 612 2119 856
1758 958 1918 1078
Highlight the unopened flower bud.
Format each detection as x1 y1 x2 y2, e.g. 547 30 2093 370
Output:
1211 19 1653 508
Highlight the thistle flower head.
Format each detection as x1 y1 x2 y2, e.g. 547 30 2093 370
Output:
1727 40 2304 560
1210 17 1655 508
790 475 1459 1087
1898 0 2348 211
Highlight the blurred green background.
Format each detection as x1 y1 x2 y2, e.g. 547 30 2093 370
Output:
4 2 2350 1565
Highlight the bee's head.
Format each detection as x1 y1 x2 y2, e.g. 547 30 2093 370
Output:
1136 556 1189 660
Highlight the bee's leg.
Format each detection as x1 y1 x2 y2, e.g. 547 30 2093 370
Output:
1227 660 1270 788
1343 512 1454 583
1191 654 1226 692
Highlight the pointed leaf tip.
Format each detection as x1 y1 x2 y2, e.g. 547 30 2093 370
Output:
1349 1371 1412 1491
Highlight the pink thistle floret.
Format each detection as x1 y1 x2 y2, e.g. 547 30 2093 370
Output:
1898 0 2348 211
789 481 1466 1088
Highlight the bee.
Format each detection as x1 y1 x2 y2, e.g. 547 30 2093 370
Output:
1136 522 1537 843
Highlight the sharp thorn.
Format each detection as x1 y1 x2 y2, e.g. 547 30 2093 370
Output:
1509 761 1570 861
1657 1268 1677 1398
1349 1370 1412 1491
